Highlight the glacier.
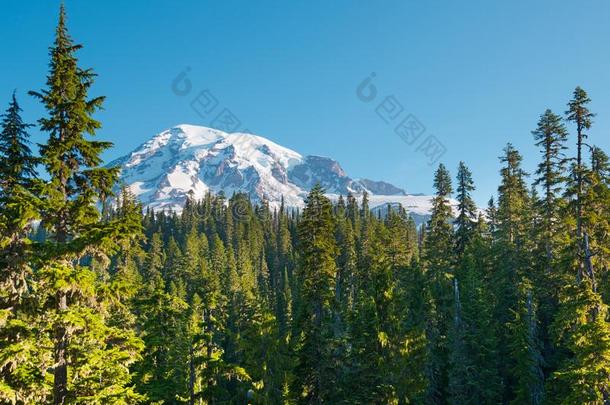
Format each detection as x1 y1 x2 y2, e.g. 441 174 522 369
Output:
110 124 457 222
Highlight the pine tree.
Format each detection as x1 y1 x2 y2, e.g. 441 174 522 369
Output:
0 92 51 405
549 279 610 403
347 219 420 403
454 161 477 258
292 185 339 403
104 186 145 332
0 92 37 190
565 87 595 281
274 199 294 338
30 6 143 403
132 269 190 403
448 279 468 404
398 258 432 403
528 109 570 381
187 293 205 405
335 203 357 330
486 196 498 238
585 147 610 302
507 284 545 405
493 144 534 401
455 222 501 404
423 163 455 403
189 231 251 403
496 144 530 247
532 109 568 270
0 91 38 305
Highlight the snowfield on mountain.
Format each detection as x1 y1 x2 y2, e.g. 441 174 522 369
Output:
111 124 457 220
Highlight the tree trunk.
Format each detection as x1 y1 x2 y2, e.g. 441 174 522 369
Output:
576 123 584 282
54 290 68 405
189 343 196 405
583 232 595 289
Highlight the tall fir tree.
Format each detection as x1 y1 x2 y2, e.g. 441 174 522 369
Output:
549 278 610 403
492 144 535 401
30 5 143 403
0 92 51 404
292 185 339 403
0 91 38 306
532 109 568 271
565 87 595 282
454 161 477 258
530 109 570 379
423 163 455 403
507 284 545 405
456 221 501 404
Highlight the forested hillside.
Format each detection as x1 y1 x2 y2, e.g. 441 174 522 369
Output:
1 6 610 405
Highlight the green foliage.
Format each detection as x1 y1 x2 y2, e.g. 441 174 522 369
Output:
3 9 610 404
548 279 610 404
455 161 477 257
423 163 455 403
0 91 48 404
292 185 340 403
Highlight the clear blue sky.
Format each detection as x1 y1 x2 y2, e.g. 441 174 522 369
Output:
2 1 610 204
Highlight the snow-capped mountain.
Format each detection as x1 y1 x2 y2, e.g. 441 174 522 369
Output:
110 124 454 221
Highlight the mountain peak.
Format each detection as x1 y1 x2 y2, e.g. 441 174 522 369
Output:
114 124 446 221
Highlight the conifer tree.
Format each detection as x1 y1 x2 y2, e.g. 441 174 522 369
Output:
455 222 501 403
0 92 37 190
585 147 610 301
274 200 294 337
565 87 595 281
292 185 339 403
30 6 143 403
507 284 545 405
347 220 419 403
549 279 610 403
529 109 570 377
133 269 190 403
493 144 533 400
104 186 145 331
0 91 38 305
532 109 568 270
0 92 51 404
335 204 357 321
423 163 455 403
448 279 467 404
398 258 432 403
347 247 398 402
454 161 477 257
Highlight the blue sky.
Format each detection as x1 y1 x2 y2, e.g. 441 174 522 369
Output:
2 1 610 204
